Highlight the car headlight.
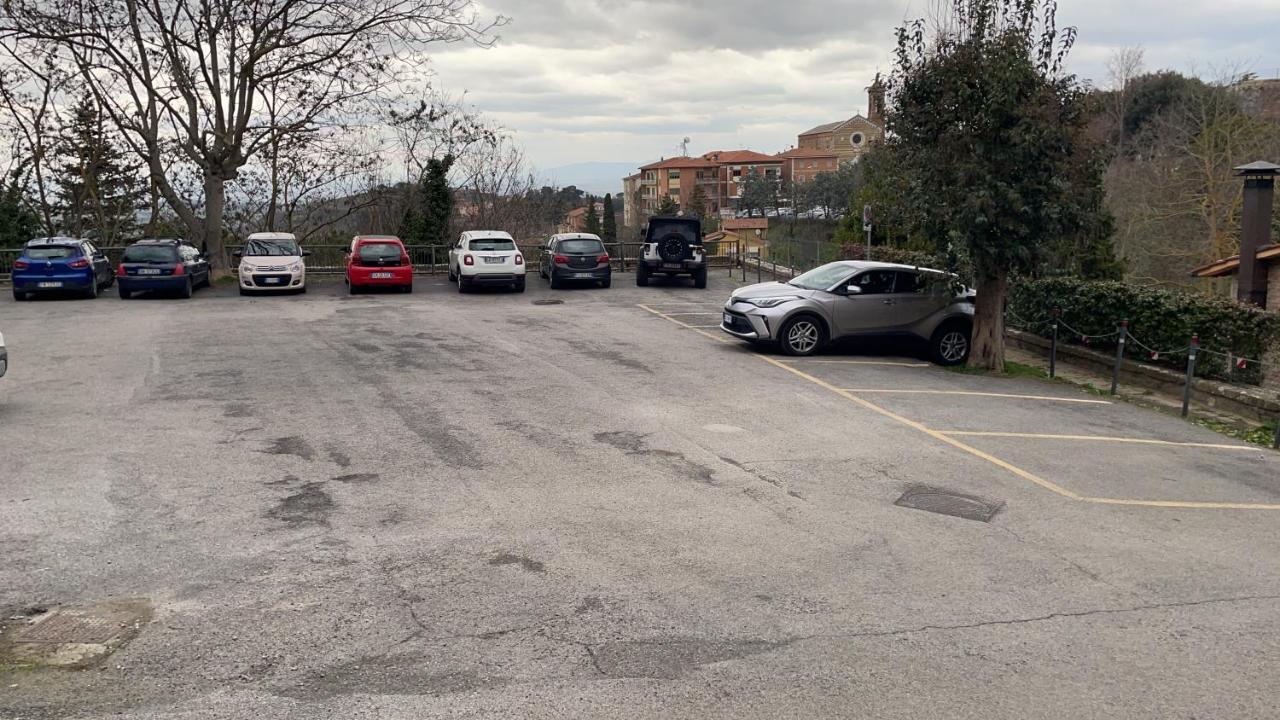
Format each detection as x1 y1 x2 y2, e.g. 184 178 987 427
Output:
239 264 253 274
743 295 802 308
288 261 302 272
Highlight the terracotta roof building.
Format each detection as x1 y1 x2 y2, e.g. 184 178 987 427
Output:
631 151 782 220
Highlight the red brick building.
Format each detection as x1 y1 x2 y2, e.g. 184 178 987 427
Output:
633 150 783 219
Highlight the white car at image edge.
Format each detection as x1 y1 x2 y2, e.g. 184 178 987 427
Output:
0 331 7 378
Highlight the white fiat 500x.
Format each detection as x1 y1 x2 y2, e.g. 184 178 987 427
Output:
448 231 525 293
235 232 310 295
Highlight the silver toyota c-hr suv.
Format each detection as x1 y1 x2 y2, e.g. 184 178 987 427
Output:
720 261 975 364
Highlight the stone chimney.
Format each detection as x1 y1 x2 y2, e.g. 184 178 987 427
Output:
867 74 886 128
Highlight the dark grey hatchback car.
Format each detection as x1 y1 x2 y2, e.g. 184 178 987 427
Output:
540 234 612 289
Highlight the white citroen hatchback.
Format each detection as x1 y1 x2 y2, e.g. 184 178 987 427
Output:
236 232 309 295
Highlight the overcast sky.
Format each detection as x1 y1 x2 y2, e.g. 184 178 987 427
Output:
427 0 1280 171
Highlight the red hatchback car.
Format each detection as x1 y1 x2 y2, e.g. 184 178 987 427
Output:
345 235 413 293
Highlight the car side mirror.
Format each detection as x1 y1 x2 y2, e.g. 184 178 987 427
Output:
843 284 862 295
301 249 313 256
232 250 243 258
341 248 350 254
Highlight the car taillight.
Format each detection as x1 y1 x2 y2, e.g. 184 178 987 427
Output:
553 255 568 264
515 254 524 265
70 258 90 269
464 254 474 266
117 263 126 276
173 262 185 276
597 254 610 264
400 252 410 265
12 260 28 270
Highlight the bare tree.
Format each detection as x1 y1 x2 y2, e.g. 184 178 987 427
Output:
0 40 70 235
1105 46 1145 156
1 0 502 272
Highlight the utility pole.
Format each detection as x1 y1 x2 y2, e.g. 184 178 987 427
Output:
863 204 873 261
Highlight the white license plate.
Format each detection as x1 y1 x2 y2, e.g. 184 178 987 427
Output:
138 268 162 275
264 277 282 284
38 281 62 288
724 313 733 325
662 262 681 269
573 273 594 278
484 257 504 264
371 272 393 278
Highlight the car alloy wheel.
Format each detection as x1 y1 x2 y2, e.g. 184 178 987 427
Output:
785 319 820 355
938 330 969 364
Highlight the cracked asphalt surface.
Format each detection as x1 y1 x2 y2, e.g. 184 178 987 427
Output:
3 272 1280 718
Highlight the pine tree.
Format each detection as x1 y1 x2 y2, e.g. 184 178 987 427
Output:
601 193 617 241
54 97 144 242
685 185 707 221
656 194 679 216
402 154 455 246
0 181 38 248
584 196 601 235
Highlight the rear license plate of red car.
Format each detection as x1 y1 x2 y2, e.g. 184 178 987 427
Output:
371 272 393 278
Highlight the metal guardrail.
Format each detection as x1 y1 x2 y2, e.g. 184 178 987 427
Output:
1 240 746 279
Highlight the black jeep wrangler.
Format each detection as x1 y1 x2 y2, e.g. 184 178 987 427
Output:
636 217 707 289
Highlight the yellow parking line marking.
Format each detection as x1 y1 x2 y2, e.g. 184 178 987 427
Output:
838 389 1111 405
939 431 1257 451
637 304 732 343
639 304 1280 510
781 359 931 368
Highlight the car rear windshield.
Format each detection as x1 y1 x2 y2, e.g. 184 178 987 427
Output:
244 239 299 256
26 246 79 259
122 245 177 263
558 240 604 254
647 221 698 244
358 243 402 261
470 239 515 251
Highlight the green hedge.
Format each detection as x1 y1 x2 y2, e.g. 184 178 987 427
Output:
1009 278 1280 383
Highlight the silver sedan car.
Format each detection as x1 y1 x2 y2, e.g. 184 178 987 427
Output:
720 261 975 364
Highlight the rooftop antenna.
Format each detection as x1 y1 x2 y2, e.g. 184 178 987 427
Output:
680 137 690 156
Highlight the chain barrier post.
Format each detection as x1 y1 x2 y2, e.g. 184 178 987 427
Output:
1049 308 1060 378
1226 350 1234 383
1182 334 1199 418
1111 319 1128 396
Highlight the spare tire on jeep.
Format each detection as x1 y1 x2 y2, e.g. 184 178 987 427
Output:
657 233 688 263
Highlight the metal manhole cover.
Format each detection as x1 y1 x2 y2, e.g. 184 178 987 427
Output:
13 609 133 644
532 299 564 305
894 485 1003 522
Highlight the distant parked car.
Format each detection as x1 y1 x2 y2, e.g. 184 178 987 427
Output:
448 230 525 293
117 239 211 299
344 235 413 293
636 217 706 288
0 331 7 379
720 260 975 364
11 237 114 301
235 232 309 295
539 233 611 289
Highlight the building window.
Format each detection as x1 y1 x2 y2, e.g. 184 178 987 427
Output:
851 133 864 146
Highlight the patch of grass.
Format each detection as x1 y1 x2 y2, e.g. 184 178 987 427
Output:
946 360 1048 380
1193 418 1278 448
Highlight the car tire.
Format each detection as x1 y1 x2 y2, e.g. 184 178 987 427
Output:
119 287 132 300
930 321 972 366
239 287 249 296
636 264 649 287
403 284 413 294
514 278 526 293
179 277 193 299
601 276 611 289
448 267 456 282
693 267 707 289
13 289 28 301
778 314 826 357
349 281 358 295
85 278 99 299
548 271 561 289
457 274 468 293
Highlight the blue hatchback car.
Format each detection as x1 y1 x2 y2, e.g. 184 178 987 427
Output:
11 237 115 300
117 239 212 299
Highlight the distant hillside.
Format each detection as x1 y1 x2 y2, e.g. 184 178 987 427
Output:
540 162 639 197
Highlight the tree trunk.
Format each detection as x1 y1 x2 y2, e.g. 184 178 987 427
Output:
968 270 1007 372
204 173 229 275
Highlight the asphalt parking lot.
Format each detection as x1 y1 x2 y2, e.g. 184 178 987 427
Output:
3 271 1280 718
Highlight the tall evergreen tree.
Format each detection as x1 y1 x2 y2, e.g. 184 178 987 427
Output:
685 185 707 221
583 196 601 235
601 193 617 241
54 97 144 242
0 181 38 248
402 154 455 247
656 194 679 216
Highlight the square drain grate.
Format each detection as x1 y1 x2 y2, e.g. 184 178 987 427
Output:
895 485 1003 523
13 609 134 644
